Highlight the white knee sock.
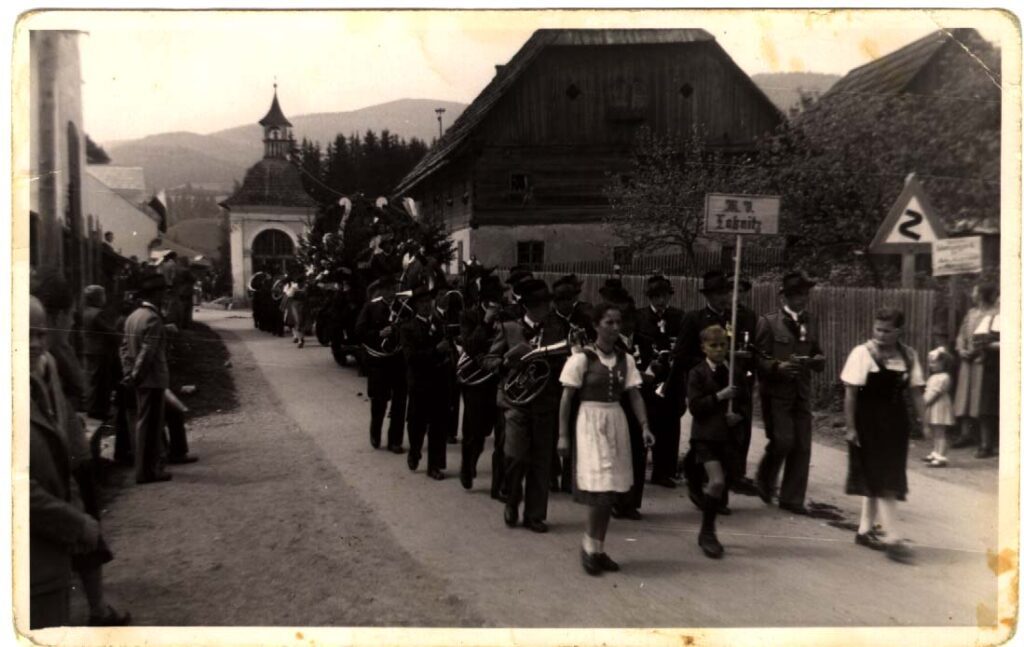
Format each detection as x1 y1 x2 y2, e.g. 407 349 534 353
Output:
858 497 877 534
582 533 601 555
876 498 900 542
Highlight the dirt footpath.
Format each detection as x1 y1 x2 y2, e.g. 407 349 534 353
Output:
99 325 480 626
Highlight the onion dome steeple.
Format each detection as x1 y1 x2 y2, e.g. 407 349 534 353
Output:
260 84 294 159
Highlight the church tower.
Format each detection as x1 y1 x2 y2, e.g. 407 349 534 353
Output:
221 84 317 305
259 84 294 159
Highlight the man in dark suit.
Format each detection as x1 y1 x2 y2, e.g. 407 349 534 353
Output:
354 274 408 453
547 274 594 492
457 274 504 493
120 271 173 484
483 278 561 533
400 284 453 479
81 285 117 420
434 286 463 445
754 271 826 515
634 274 684 487
29 296 101 628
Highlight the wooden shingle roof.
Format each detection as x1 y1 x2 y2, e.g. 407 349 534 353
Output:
220 158 317 209
392 28 736 197
822 28 978 101
259 89 293 129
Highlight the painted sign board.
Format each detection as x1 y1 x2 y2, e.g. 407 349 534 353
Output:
932 236 983 276
704 193 781 235
869 174 946 254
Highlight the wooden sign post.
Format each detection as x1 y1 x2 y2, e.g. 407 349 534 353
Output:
705 193 781 413
869 173 946 289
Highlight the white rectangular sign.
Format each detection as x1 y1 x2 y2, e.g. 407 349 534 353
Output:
704 193 781 235
932 236 983 276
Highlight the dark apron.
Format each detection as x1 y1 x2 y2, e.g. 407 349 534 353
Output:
846 344 911 500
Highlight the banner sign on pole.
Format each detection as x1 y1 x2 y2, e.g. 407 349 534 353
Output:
932 236 983 276
704 193 781 235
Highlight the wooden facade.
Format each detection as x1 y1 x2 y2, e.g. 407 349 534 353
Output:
394 30 783 266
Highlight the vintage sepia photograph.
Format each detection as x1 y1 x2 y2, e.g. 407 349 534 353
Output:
10 7 1020 645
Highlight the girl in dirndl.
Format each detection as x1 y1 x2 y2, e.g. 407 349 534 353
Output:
841 307 925 564
558 303 655 576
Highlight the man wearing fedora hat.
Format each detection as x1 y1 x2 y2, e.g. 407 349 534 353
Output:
754 271 826 515
483 278 562 533
672 271 758 511
547 274 595 492
120 269 173 484
355 274 408 453
635 274 685 488
400 283 453 480
458 273 507 494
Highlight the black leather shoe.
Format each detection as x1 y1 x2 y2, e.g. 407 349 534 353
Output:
370 435 381 449
522 518 548 533
612 507 643 521
168 455 199 465
504 504 518 528
731 478 759 496
388 445 406 455
699 531 724 559
855 532 886 551
407 455 419 472
976 447 996 459
755 478 773 504
88 604 132 626
651 477 678 489
951 435 977 449
779 502 809 516
459 471 473 490
580 549 602 576
427 468 445 481
594 553 620 572
137 473 172 484
717 504 732 516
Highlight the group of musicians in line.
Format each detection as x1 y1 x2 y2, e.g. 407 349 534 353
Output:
352 264 825 567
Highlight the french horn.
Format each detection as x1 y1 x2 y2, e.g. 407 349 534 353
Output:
502 325 587 407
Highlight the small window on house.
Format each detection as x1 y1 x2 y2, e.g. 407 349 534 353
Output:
680 83 694 98
509 173 531 197
517 240 544 268
613 246 633 266
566 83 581 100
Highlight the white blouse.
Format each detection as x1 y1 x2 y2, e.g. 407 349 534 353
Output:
840 342 925 387
560 347 643 390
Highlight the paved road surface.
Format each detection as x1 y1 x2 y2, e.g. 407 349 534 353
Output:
198 308 999 627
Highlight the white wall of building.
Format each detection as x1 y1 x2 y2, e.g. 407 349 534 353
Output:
83 171 160 261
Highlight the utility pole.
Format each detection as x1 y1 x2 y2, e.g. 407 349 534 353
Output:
435 107 446 139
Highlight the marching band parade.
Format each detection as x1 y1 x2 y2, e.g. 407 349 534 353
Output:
229 194 998 574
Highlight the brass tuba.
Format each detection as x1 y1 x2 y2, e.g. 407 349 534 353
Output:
502 325 587 407
456 347 498 386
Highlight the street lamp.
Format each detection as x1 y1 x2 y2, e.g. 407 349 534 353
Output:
435 107 446 139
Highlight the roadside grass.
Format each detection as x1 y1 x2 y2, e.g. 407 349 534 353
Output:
167 321 239 416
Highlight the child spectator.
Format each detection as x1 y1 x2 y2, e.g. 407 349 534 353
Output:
922 347 956 467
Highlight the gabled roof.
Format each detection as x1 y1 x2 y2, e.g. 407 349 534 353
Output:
86 165 148 197
393 28 751 197
259 89 293 128
822 28 977 100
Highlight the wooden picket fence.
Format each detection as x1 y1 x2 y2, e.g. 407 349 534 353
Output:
498 270 935 404
513 247 786 278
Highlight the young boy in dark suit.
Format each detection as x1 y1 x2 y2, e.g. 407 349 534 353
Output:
686 325 746 558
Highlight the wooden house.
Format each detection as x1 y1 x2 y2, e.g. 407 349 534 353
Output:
392 28 784 269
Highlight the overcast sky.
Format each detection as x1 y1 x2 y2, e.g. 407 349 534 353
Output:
48 9 1007 143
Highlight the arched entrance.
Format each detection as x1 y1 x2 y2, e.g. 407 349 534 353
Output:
251 228 295 276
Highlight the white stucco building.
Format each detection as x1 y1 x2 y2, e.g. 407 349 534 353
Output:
220 88 318 304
